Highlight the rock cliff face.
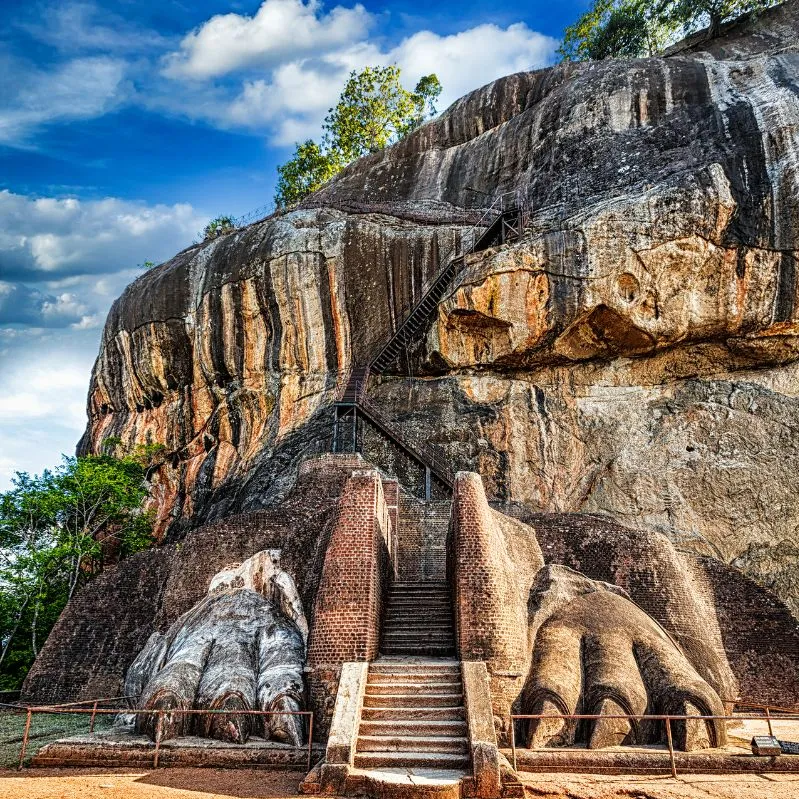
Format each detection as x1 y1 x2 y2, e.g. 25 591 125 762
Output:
81 2 799 613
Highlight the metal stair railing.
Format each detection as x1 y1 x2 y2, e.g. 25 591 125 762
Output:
371 191 523 376
334 376 454 489
333 191 528 493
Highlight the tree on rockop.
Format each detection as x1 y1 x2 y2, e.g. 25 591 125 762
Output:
0 451 155 689
560 0 781 61
274 66 442 209
655 0 781 38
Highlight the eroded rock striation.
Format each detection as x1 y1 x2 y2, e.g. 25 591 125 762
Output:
80 3 799 616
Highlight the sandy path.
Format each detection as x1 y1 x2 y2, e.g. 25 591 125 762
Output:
1 768 799 798
521 771 799 798
0 767 306 799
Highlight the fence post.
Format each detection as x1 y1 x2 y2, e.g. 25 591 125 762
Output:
17 709 32 771
153 710 163 768
510 717 517 773
307 712 314 772
89 701 98 733
665 717 677 779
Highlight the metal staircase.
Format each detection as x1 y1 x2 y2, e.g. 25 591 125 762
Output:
332 193 528 496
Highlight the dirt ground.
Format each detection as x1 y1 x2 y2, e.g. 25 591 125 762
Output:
0 768 798 799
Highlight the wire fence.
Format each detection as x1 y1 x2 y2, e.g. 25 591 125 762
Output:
0 698 314 771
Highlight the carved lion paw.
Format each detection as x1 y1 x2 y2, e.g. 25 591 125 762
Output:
521 566 727 751
127 590 306 745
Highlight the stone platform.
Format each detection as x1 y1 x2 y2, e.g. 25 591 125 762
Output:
31 729 324 769
506 715 799 775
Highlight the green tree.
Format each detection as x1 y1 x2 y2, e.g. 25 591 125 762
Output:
654 0 779 38
275 140 340 210
560 1 666 60
274 66 442 209
560 0 778 61
0 454 154 689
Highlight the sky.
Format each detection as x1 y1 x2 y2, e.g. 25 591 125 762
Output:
0 0 587 490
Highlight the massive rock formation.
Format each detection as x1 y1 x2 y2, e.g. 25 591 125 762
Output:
79 1 799 615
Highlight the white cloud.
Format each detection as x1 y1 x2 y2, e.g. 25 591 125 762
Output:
19 1 171 54
0 186 208 488
391 24 558 110
0 55 129 143
158 8 558 145
0 330 96 490
163 0 372 80
0 190 205 282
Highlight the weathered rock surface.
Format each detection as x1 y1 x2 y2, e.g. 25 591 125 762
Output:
80 2 799 612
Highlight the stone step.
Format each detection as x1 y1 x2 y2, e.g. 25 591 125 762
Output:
382 629 454 637
360 706 466 722
368 671 460 685
366 681 462 696
356 735 469 754
391 583 450 589
363 692 463 709
383 619 454 626
358 719 468 738
353 751 470 770
385 608 453 615
381 635 456 645
381 646 457 656
369 661 460 673
382 626 455 636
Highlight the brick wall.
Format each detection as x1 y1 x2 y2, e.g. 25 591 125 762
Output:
452 473 542 742
307 469 396 736
396 495 451 581
21 548 172 704
698 554 799 706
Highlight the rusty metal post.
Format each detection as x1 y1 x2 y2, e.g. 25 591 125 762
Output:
17 709 32 770
153 710 163 768
89 701 99 733
510 716 517 773
307 712 314 771
766 706 774 737
665 717 677 779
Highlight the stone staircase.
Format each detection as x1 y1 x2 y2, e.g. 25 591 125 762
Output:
381 582 456 657
354 660 469 772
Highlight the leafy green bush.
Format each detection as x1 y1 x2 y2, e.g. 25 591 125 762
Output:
202 215 236 240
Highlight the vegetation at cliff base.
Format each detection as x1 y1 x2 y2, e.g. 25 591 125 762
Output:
275 66 442 209
0 452 155 690
560 0 782 61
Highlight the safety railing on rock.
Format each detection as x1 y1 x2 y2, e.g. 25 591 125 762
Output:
1 700 315 771
331 191 530 493
334 376 455 490
509 708 799 779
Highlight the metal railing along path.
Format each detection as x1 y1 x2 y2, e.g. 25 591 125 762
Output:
509 709 799 779
9 702 315 772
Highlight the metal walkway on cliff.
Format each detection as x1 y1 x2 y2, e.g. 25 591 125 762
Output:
331 193 528 496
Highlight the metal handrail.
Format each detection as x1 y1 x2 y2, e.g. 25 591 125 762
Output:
14 704 316 771
357 393 455 486
509 711 799 779
333 191 528 488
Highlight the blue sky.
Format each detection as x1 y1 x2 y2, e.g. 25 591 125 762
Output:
0 0 586 488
